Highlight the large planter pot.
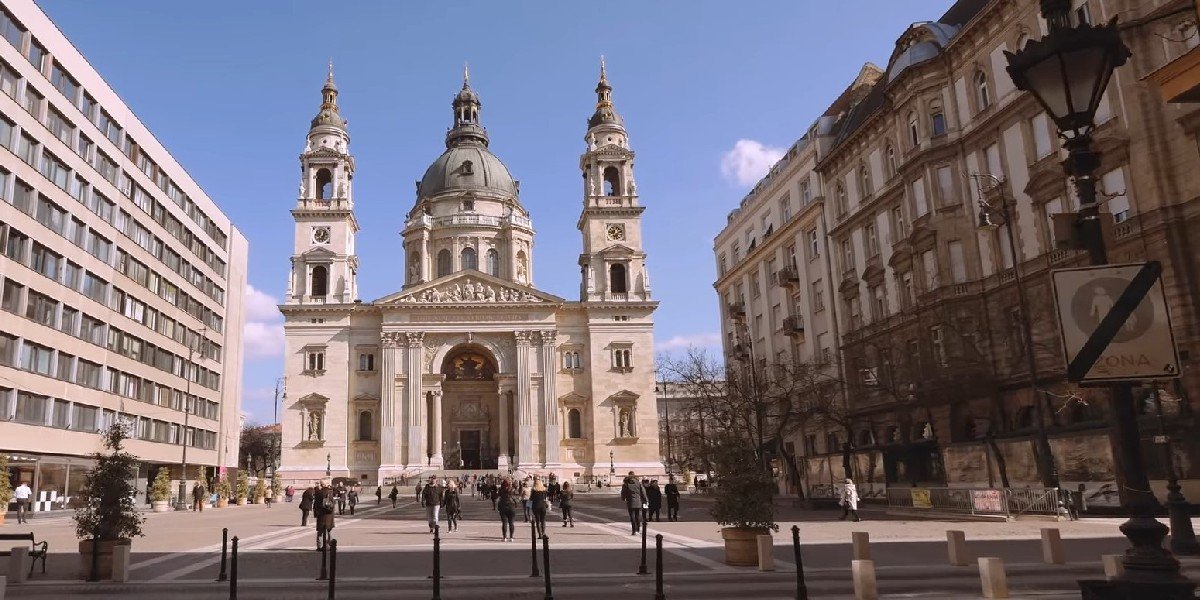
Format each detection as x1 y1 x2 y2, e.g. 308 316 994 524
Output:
721 527 768 566
236 498 247 506
151 500 170 512
0 511 6 525
216 498 228 508
77 538 132 580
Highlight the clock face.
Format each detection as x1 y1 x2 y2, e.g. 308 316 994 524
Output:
313 227 331 244
606 224 625 241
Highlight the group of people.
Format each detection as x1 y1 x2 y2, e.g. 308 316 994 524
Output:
619 472 682 534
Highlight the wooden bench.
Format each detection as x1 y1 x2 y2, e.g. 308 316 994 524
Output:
0 532 48 576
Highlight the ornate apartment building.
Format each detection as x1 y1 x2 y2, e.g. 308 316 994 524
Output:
715 0 1200 506
0 0 248 511
278 63 664 486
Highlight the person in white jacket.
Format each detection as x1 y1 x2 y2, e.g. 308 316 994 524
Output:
839 478 861 522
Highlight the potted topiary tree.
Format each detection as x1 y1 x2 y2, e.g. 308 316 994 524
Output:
253 478 266 505
0 454 12 525
235 471 249 506
149 468 173 512
215 474 231 508
74 424 145 579
271 475 283 503
709 433 778 566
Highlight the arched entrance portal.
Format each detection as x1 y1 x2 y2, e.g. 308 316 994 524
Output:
433 345 509 470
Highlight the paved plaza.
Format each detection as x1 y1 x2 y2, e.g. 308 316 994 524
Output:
5 492 1200 598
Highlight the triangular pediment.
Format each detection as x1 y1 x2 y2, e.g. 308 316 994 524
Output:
375 269 565 305
559 392 588 406
609 389 639 402
597 244 642 258
301 246 338 259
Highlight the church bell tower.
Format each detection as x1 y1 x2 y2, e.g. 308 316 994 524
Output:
287 62 360 305
577 58 651 303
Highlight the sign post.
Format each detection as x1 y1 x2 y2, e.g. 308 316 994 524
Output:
1051 262 1179 383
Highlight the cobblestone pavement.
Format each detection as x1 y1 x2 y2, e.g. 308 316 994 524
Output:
4 490 1199 598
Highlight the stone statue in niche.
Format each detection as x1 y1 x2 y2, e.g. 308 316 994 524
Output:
338 181 346 197
589 177 599 196
517 261 528 285
618 409 631 437
629 178 637 194
308 411 322 441
298 181 305 197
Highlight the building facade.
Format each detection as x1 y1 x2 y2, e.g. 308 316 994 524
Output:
278 63 664 486
0 0 248 511
715 0 1200 506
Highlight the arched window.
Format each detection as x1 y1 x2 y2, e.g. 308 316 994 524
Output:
835 184 848 217
975 71 991 109
437 250 452 277
486 249 499 276
930 109 946 136
907 113 919 147
859 164 872 196
567 408 582 439
316 169 333 200
603 166 620 196
311 265 328 297
460 246 477 271
609 263 627 294
886 145 897 177
409 253 421 283
358 410 372 441
515 250 528 284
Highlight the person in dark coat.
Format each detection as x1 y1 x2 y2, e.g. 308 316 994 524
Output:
422 476 445 533
336 484 347 515
376 485 383 505
664 476 681 522
191 482 207 512
314 481 337 551
496 478 517 541
646 480 663 522
347 487 358 516
559 481 575 527
529 476 549 538
388 484 399 508
443 482 462 532
489 478 499 510
621 471 648 535
299 483 316 526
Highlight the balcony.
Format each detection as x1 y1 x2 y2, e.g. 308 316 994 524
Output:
728 302 746 322
776 265 800 287
783 315 805 338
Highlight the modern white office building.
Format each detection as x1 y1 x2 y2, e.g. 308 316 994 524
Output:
0 0 248 511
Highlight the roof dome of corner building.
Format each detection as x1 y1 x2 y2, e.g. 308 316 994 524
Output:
418 145 518 200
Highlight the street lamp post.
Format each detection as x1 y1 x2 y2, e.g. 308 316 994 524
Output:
175 329 207 511
1007 5 1195 596
971 173 1059 491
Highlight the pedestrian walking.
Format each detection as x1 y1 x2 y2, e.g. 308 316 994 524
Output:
191 481 207 512
621 471 648 535
285 485 296 503
520 480 532 522
348 487 358 515
560 482 575 527
388 484 399 508
314 480 337 551
839 478 861 522
665 476 681 521
416 481 425 507
530 476 549 537
299 483 315 526
647 479 663 522
336 484 347 515
489 477 498 510
547 475 561 507
422 475 444 533
497 478 517 541
376 485 383 505
264 488 274 507
13 481 31 524
443 482 461 532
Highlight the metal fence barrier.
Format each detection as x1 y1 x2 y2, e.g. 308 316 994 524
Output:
885 486 1061 517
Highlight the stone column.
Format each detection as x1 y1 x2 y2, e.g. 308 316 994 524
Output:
405 332 426 468
380 333 401 470
514 331 534 468
539 331 560 468
496 375 516 470
430 390 444 468
420 231 430 283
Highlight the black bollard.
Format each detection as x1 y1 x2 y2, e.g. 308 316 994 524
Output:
217 527 229 582
638 510 649 575
792 525 808 600
432 525 441 600
541 534 553 600
230 536 239 600
529 520 540 578
654 534 665 600
317 537 328 581
328 538 337 600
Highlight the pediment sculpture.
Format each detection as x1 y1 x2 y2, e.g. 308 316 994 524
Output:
395 278 542 304
451 402 490 422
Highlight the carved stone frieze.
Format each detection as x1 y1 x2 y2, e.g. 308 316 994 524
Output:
514 330 532 346
394 277 541 304
406 332 425 347
537 330 558 346
381 332 403 348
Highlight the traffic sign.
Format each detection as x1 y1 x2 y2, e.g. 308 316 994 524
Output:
1051 261 1180 383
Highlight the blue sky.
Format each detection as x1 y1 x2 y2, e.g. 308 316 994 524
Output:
39 0 956 423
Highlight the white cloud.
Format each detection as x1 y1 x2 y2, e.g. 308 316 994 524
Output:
655 333 721 352
242 285 284 360
720 139 785 187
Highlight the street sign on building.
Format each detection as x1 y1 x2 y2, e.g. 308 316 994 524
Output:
1051 261 1180 383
